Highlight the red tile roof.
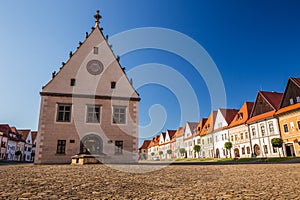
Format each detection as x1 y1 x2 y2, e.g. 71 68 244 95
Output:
167 130 177 140
260 91 283 110
31 131 38 143
174 126 185 138
18 129 31 141
0 124 11 137
219 108 239 124
228 102 254 128
247 111 275 124
200 111 217 136
187 122 198 133
291 77 300 87
276 103 300 115
139 140 151 150
194 118 208 136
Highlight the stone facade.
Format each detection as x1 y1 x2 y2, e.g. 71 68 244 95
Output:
35 12 140 164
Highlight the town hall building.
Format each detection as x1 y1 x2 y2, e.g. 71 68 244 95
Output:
35 11 140 164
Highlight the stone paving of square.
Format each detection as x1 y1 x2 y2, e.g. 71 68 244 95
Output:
0 163 300 199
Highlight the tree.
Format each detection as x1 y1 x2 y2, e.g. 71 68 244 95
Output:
224 142 233 158
167 149 172 159
159 151 163 159
193 145 201 158
271 138 284 157
179 148 186 158
151 152 155 157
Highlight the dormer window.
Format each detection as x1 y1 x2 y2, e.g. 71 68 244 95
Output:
239 113 243 120
297 96 300 103
290 98 294 105
111 81 116 89
93 47 98 54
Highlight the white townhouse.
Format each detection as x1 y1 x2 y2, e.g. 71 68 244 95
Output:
248 91 284 158
158 132 166 159
193 118 207 158
213 108 238 158
183 122 198 158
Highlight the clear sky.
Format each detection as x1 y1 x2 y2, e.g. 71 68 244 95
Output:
0 1 300 143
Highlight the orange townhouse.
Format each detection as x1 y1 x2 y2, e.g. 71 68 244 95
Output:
276 78 300 156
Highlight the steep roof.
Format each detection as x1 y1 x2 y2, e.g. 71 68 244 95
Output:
18 129 31 141
194 118 208 136
31 131 38 143
167 130 177 140
248 91 282 124
278 77 300 110
139 140 151 150
174 126 185 138
41 11 140 100
228 102 254 127
187 122 198 133
219 108 239 124
260 91 283 110
200 111 217 136
291 77 300 87
0 124 11 137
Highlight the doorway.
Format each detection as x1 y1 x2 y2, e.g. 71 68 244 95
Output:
253 144 260 157
285 143 295 157
234 148 240 158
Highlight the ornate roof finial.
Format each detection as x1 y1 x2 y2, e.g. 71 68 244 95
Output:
94 10 101 27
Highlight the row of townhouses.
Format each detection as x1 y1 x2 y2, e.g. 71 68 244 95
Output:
139 77 300 160
0 124 37 162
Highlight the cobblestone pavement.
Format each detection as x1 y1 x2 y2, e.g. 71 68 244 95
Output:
0 164 300 199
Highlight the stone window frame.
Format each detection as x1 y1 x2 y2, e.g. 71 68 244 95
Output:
268 122 274 133
112 106 127 125
86 104 101 123
56 140 66 154
251 127 256 138
283 124 289 133
260 124 266 137
56 103 72 123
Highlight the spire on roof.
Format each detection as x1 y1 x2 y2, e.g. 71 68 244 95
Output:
94 10 102 27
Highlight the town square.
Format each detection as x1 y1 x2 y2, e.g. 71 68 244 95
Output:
1 1 300 199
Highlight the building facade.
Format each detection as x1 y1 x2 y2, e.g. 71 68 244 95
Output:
35 11 140 164
247 91 283 158
228 102 254 158
276 78 300 156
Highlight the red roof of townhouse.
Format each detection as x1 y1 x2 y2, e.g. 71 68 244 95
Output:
194 118 208 136
174 126 185 138
187 122 198 133
0 124 11 137
290 77 300 87
167 129 177 141
200 111 217 136
139 140 151 150
247 91 283 124
228 102 254 128
276 102 300 115
18 129 31 141
260 91 283 110
31 131 38 143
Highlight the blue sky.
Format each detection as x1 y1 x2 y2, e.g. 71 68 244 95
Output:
0 1 300 142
